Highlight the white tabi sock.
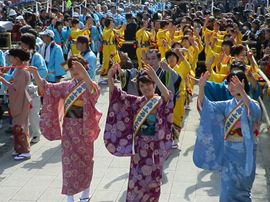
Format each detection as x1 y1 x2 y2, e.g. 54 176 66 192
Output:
80 187 90 200
67 195 74 202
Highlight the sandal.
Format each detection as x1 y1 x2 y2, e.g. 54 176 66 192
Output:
14 153 31 161
79 198 90 202
79 195 92 202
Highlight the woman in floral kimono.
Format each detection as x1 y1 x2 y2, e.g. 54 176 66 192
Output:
26 57 102 202
0 49 31 160
104 63 174 202
194 70 261 202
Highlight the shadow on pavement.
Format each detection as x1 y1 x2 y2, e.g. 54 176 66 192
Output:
21 144 61 171
184 171 220 200
103 173 128 189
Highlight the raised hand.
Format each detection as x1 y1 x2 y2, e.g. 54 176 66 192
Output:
108 65 118 80
199 71 211 89
174 48 186 62
144 64 158 82
72 61 89 80
217 52 225 63
247 51 254 60
231 76 245 95
206 56 215 71
162 39 168 48
189 36 195 45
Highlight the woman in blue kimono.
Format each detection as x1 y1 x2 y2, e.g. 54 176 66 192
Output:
194 70 261 202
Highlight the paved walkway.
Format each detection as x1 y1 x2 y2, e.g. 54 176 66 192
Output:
0 85 269 202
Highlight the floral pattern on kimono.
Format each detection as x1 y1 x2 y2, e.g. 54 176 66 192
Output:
40 80 102 141
40 80 102 195
104 87 174 202
193 96 261 202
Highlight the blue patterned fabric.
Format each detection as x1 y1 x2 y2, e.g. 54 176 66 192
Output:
193 96 261 201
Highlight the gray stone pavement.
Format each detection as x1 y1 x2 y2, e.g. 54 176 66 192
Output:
0 85 269 202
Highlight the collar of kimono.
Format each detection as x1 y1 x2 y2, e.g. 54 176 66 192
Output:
132 95 161 154
64 81 89 115
224 101 244 140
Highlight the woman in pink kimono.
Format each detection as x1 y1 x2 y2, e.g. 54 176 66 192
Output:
104 64 174 202
26 57 102 202
0 49 31 160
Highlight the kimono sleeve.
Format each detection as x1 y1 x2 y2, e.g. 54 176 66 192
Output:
248 97 261 122
104 87 140 157
193 96 226 171
204 81 232 101
154 94 174 165
40 81 69 141
81 83 102 142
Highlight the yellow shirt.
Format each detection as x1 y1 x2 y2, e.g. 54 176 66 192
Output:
70 28 90 55
156 29 171 56
103 27 125 45
136 28 154 47
174 59 191 93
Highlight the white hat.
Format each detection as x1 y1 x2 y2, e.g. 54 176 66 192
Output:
40 29 55 39
8 9 17 17
72 12 80 18
15 15 24 20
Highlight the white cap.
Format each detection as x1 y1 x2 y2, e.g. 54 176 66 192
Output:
40 29 55 39
9 9 17 17
15 15 24 20
72 12 80 18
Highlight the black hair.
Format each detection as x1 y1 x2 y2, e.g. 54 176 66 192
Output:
8 49 30 61
104 17 113 28
136 71 155 95
227 70 250 94
26 29 38 38
222 40 233 48
160 20 168 29
76 36 89 45
67 56 89 70
55 21 63 29
183 29 193 36
171 42 181 49
165 50 179 62
71 18 79 26
85 15 93 22
20 33 36 50
230 60 247 73
231 45 245 56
